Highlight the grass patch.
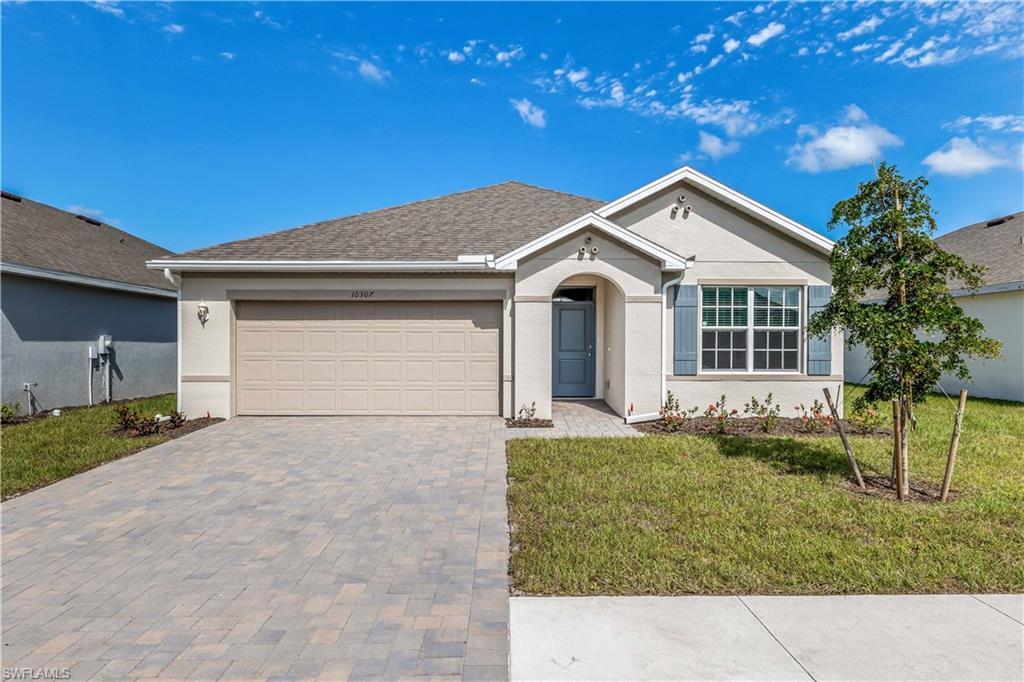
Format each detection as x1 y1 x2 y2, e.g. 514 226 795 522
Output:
507 387 1024 595
2 395 176 500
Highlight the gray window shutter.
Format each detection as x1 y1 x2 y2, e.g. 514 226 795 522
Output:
807 285 832 376
674 284 698 375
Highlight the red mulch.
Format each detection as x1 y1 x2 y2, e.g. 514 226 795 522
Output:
633 416 890 438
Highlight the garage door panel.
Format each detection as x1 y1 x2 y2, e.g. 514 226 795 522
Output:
236 301 499 415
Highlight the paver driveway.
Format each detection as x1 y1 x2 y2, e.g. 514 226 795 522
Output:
2 417 512 680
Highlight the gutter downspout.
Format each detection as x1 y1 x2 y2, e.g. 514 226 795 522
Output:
165 268 182 411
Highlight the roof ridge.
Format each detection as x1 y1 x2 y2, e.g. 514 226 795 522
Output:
168 180 598 258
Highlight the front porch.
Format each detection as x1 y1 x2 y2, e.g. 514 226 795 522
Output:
506 400 642 438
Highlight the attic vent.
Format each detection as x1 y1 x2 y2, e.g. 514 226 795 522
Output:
985 215 1016 227
75 214 102 226
1 191 23 202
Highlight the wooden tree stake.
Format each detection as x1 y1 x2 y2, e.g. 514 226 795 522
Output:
823 387 865 490
941 389 968 502
892 399 905 501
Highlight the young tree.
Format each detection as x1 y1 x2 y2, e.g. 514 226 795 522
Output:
808 162 1000 499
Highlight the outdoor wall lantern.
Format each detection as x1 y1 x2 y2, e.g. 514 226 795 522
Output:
197 301 210 327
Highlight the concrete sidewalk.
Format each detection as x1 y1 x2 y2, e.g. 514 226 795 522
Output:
511 595 1024 681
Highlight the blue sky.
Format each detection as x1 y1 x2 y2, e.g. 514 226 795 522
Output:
2 1 1022 253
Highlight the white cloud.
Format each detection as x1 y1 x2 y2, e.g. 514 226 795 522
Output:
851 42 874 53
88 1 124 19
843 104 869 123
469 77 485 86
162 23 185 35
874 40 904 62
922 137 1013 176
567 67 589 86
723 38 741 53
753 4 766 14
447 51 465 63
68 205 103 218
220 51 237 61
691 29 714 53
946 114 1024 133
816 41 833 55
838 16 883 41
673 97 764 137
358 61 390 83
796 46 810 57
510 98 546 129
494 45 525 64
787 108 902 172
698 130 740 159
253 10 282 30
725 10 747 26
747 22 785 47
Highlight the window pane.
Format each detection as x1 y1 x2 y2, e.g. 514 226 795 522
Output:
769 309 783 326
702 331 715 348
733 331 747 348
784 330 798 349
733 287 748 303
754 330 767 348
733 350 746 368
769 352 782 370
783 351 798 370
703 287 717 306
717 309 731 326
753 308 768 326
769 288 782 306
719 288 732 306
717 351 731 368
734 308 748 326
702 351 715 369
769 331 782 349
784 309 798 326
754 351 767 370
754 288 768 306
784 287 800 306
702 309 716 326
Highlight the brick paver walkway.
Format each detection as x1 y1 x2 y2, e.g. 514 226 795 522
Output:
2 401 633 680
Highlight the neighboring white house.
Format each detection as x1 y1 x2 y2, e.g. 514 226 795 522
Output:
844 211 1024 402
148 166 843 421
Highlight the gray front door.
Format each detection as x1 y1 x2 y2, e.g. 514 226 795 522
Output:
552 302 595 397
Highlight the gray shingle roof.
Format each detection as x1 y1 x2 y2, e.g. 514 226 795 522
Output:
935 211 1024 288
162 181 604 262
1 192 175 291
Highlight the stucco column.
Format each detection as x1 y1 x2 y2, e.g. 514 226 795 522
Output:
512 297 553 419
624 297 663 420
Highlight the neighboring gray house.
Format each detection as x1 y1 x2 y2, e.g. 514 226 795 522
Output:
1 191 177 415
845 211 1024 402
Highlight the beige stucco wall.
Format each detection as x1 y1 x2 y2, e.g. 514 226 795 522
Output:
845 289 1024 402
513 229 663 419
611 179 844 415
178 272 514 418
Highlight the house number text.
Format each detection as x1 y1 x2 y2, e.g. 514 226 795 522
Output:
350 290 376 298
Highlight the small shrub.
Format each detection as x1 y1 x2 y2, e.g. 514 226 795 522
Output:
115 405 159 437
168 409 187 428
795 399 834 433
1 401 20 424
660 391 699 432
703 395 737 434
743 393 782 432
849 401 886 431
518 401 537 420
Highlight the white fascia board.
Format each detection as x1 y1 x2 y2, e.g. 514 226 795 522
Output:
3 261 178 298
595 166 835 256
147 259 499 273
494 212 690 271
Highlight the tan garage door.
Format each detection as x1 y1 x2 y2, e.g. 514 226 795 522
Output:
235 300 500 415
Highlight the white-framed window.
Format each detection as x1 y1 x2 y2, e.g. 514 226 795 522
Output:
700 285 802 373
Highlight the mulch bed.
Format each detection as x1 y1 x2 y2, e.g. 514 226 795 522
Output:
633 416 890 438
506 418 555 428
113 416 223 440
843 474 955 503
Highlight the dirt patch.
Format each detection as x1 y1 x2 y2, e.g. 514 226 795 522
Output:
633 416 890 438
843 474 955 503
113 416 223 440
506 418 555 428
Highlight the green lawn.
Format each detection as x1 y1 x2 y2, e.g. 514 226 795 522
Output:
507 387 1024 595
1 395 176 500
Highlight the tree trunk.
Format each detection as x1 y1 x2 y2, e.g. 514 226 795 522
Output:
892 399 905 501
900 395 911 498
